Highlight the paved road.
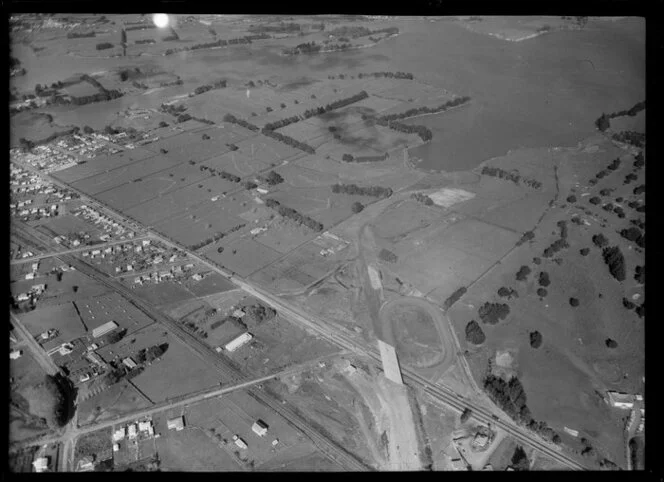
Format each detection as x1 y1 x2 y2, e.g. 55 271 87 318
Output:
11 158 587 470
10 312 62 377
10 235 149 265
12 222 370 472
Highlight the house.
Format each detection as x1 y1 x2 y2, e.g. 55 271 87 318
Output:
16 293 30 302
25 272 35 280
142 240 151 247
31 262 39 271
10 350 22 360
128 424 137 439
138 420 152 432
167 416 185 431
126 264 134 271
232 309 246 318
192 274 202 281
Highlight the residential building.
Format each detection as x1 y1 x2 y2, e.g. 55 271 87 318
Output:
123 357 137 369
32 457 49 473
607 391 635 410
10 350 22 360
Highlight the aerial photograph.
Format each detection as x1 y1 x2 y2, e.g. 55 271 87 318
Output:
8 13 645 472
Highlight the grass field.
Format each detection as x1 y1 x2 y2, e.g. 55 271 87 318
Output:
203 237 282 277
187 272 236 297
132 281 197 307
17 301 86 343
52 148 157 184
76 379 152 426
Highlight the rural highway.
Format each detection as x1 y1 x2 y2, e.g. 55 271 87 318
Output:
11 158 587 470
16 353 343 465
9 235 150 265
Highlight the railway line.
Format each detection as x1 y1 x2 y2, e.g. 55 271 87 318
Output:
11 159 586 471
11 222 371 472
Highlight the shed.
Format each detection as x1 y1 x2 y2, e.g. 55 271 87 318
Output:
167 416 185 431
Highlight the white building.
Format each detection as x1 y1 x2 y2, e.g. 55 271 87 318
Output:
113 427 126 442
128 424 137 439
32 457 49 473
10 350 22 360
225 332 253 352
607 391 635 410
92 321 119 338
167 416 185 431
252 420 269 437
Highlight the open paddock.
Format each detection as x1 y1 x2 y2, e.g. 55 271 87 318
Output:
153 200 246 247
130 333 225 402
37 213 103 238
273 163 341 187
141 128 238 163
371 198 448 242
16 301 87 343
71 154 184 196
52 148 156 184
132 281 197 307
201 151 272 178
187 272 236 297
125 176 243 226
94 162 209 211
254 221 317 254
235 135 303 164
202 237 282 277
391 217 521 300
21 269 112 307
76 380 152 426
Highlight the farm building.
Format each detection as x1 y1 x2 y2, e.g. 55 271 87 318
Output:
92 321 119 338
113 427 126 442
10 350 22 360
563 427 579 437
122 357 137 369
167 416 185 431
233 435 248 449
128 424 137 439
225 332 253 352
252 419 269 437
32 457 49 473
607 391 635 409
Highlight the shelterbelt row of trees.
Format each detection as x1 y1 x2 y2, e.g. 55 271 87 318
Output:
189 223 246 251
327 25 399 39
331 183 393 198
262 91 368 131
341 153 389 163
595 100 645 132
283 41 363 56
222 114 316 153
480 166 542 190
377 96 471 123
329 71 414 80
164 34 270 56
265 198 324 232
192 79 227 96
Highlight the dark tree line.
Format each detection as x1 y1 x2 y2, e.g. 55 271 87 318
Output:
261 129 315 154
264 199 323 232
377 96 472 123
67 31 96 38
189 223 246 250
193 79 227 95
480 166 542 189
135 39 156 45
262 91 369 131
370 117 433 142
542 220 569 258
443 287 467 310
223 113 259 132
164 36 259 56
331 183 393 198
95 42 114 50
595 100 646 132
342 153 389 163
248 22 301 34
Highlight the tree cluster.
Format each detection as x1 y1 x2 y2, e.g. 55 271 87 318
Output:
478 302 510 325
244 304 277 325
262 170 284 186
529 331 542 348
264 199 323 232
612 131 645 148
511 446 530 471
619 227 645 248
542 220 569 258
497 287 518 299
465 320 486 345
95 42 114 50
135 343 168 364
594 100 646 132
411 192 434 206
634 265 644 284
67 31 96 38
538 271 550 287
605 338 618 349
515 265 531 281
592 233 608 248
515 231 535 246
331 183 393 198
633 151 645 168
480 166 542 190
378 248 398 263
42 374 72 428
460 408 473 423
602 246 626 282
357 71 414 80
